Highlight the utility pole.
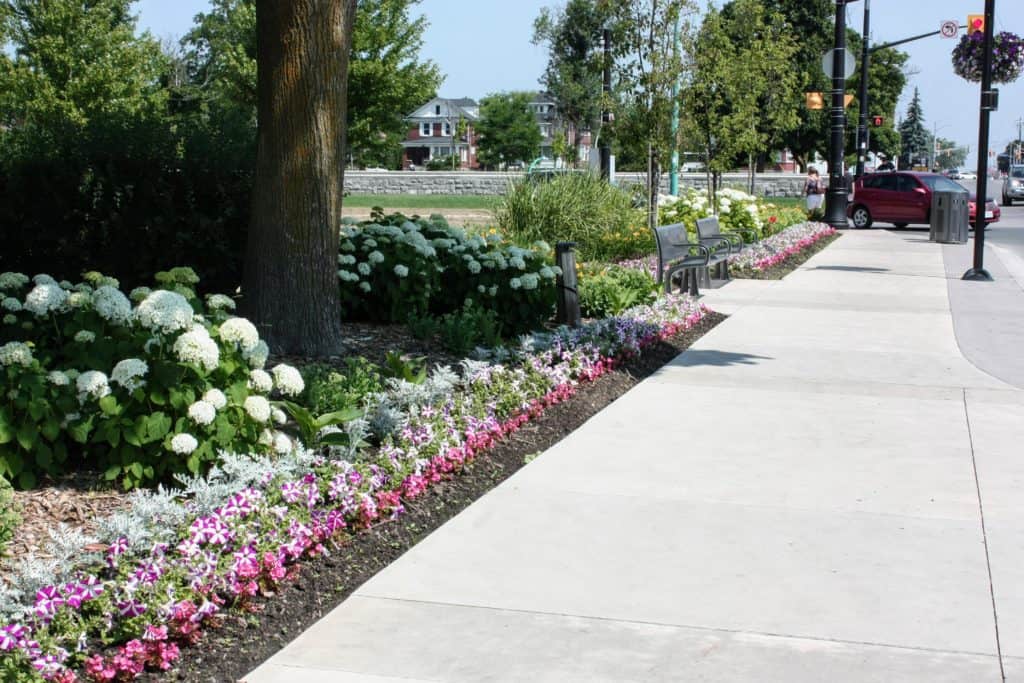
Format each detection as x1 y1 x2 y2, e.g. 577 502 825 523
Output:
670 14 681 196
825 0 857 228
600 24 612 180
963 0 996 282
1016 117 1023 162
855 0 870 178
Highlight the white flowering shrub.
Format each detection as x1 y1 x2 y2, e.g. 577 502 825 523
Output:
658 187 768 240
0 268 303 489
338 212 558 334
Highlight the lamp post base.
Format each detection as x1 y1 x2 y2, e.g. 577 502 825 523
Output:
962 268 993 281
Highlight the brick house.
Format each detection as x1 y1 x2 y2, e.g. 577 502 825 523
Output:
400 97 480 170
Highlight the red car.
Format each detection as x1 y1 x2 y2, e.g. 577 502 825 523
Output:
847 171 1000 229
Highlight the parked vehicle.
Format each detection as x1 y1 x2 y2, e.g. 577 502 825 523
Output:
956 168 977 180
847 171 1000 229
1002 165 1024 206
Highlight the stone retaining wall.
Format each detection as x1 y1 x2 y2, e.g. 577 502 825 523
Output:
345 171 807 198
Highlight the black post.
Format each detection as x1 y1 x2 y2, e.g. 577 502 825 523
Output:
555 242 581 327
963 0 996 282
855 0 870 178
600 27 611 180
825 1 852 228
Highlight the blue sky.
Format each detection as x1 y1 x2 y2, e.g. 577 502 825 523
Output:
135 0 1024 168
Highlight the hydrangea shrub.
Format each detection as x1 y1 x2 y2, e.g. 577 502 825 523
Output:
337 213 559 334
0 269 302 489
657 187 771 240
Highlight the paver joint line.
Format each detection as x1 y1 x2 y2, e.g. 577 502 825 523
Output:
354 594 1002 660
963 389 1007 682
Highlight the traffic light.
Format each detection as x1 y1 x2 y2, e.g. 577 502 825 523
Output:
871 116 884 127
967 14 984 34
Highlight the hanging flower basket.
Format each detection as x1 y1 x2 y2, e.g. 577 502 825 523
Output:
951 31 1024 83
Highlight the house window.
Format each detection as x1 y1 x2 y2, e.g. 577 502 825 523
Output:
443 122 452 136
435 105 441 115
420 122 432 137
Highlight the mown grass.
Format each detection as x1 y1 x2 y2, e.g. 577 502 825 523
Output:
343 194 496 210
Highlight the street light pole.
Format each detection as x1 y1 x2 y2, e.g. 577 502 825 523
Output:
855 0 870 178
825 0 855 228
963 0 996 282
670 14 681 196
600 25 612 180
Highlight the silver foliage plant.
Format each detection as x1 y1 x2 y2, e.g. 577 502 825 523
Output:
0 525 99 621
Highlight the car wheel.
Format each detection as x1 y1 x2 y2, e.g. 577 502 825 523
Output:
851 205 872 229
893 222 908 228
1005 197 1013 206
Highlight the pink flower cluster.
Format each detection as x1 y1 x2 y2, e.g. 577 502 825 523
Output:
728 222 836 273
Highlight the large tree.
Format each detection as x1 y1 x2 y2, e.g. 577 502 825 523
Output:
475 92 542 168
532 0 607 166
898 87 929 168
843 29 908 164
935 137 967 169
243 0 357 355
184 0 440 168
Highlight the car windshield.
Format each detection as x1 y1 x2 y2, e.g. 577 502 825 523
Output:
1012 167 1024 178
919 176 968 193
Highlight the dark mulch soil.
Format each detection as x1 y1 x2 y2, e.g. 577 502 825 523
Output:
145 311 726 683
731 232 842 280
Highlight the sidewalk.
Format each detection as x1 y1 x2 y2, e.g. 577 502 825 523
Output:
246 229 1024 682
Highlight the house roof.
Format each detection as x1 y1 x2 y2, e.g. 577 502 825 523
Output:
406 96 479 121
401 137 470 147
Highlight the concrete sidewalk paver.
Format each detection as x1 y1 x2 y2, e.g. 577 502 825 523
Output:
246 229 1022 682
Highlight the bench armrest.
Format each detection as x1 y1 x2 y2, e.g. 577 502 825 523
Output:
666 242 710 263
719 231 746 250
699 236 732 253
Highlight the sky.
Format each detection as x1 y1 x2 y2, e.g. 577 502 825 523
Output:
135 0 1024 168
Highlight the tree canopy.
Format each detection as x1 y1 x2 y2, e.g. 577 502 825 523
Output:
475 92 542 168
844 29 908 163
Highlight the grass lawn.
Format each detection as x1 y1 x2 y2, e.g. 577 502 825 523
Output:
343 194 497 209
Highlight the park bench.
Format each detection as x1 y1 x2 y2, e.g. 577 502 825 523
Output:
653 223 712 296
695 215 747 282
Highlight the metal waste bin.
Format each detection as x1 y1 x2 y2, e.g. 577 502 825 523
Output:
929 190 969 243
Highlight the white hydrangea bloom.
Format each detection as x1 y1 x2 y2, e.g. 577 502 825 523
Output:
47 370 70 386
539 266 555 279
187 400 217 426
520 273 539 290
143 337 161 354
24 283 69 316
357 262 371 276
272 407 287 425
0 272 30 291
338 270 359 283
0 341 33 367
205 294 236 311
67 292 89 309
271 364 304 396
1 297 21 312
74 330 96 344
92 286 132 325
173 326 220 372
135 290 193 334
488 285 498 296
394 264 409 278
2 314 15 325
219 317 260 353
509 257 527 270
338 254 357 265
367 251 385 265
243 340 269 369
359 281 371 293
509 278 522 290
467 260 481 274
110 358 148 391
244 395 271 423
170 433 199 455
258 429 274 446
32 274 58 286
272 432 293 455
203 388 227 409
248 369 273 393
128 287 151 303
76 371 110 402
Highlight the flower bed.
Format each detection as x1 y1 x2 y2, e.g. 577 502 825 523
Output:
0 295 709 682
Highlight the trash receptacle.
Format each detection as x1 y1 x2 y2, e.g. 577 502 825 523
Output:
929 191 969 243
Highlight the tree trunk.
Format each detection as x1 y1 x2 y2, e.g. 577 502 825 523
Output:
243 0 357 356
748 152 755 195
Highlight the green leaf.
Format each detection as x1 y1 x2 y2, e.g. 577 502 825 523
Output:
41 418 60 442
215 418 236 444
313 407 362 429
16 423 35 451
104 465 121 481
318 432 354 447
150 390 167 406
145 412 172 443
34 442 52 470
227 380 248 405
68 416 94 444
0 410 14 444
18 471 36 490
186 454 200 474
128 462 143 480
27 398 47 421
99 395 120 416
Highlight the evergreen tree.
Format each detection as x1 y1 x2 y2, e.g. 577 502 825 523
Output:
898 88 929 168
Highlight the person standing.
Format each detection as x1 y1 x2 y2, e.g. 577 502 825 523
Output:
805 167 825 212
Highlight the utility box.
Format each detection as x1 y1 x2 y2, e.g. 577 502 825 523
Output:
929 191 969 244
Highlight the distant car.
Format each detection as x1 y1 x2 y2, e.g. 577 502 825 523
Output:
847 171 1000 229
1003 165 1024 206
943 168 959 178
957 169 977 180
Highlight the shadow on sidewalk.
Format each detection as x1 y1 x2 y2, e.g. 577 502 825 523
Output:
807 265 890 273
674 349 771 367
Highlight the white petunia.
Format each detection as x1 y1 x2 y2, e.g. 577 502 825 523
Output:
271 364 304 396
24 283 69 316
0 341 33 367
203 388 227 410
187 400 217 426
135 290 194 334
170 433 199 455
248 369 273 393
243 340 269 369
76 371 110 402
74 330 96 343
92 286 132 325
1 297 21 312
173 326 220 372
219 317 260 353
244 395 271 423
110 358 148 391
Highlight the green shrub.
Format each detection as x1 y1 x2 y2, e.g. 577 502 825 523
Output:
337 213 558 334
437 300 504 355
300 358 384 416
496 172 645 261
0 268 303 489
578 264 658 318
426 154 459 170
0 475 19 557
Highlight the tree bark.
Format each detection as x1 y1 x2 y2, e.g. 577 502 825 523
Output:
243 0 357 355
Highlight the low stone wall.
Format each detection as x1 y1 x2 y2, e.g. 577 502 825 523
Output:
344 171 807 198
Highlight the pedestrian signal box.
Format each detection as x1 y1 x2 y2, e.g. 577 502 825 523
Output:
871 116 884 127
967 14 984 34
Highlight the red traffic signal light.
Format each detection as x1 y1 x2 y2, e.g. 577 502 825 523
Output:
871 116 884 127
967 14 984 34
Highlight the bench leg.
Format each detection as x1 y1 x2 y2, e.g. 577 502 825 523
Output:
688 268 700 296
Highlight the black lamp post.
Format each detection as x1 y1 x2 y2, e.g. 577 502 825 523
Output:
600 24 612 180
855 0 870 178
825 0 857 228
963 0 997 282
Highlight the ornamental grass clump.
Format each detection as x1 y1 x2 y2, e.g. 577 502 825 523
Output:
337 212 559 334
0 268 302 490
496 172 645 262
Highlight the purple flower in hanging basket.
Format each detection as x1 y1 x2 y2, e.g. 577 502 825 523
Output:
951 31 1024 83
